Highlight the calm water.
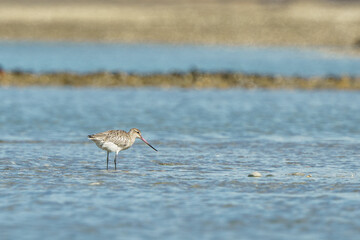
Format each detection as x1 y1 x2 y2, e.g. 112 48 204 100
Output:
1 87 360 240
0 41 360 76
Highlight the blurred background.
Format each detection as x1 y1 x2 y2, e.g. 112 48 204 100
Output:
0 0 359 47
0 0 360 83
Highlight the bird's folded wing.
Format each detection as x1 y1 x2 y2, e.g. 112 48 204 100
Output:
106 130 130 148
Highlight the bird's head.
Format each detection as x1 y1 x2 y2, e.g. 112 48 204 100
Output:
129 128 157 152
130 128 142 138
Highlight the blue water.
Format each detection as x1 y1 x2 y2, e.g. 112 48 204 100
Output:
1 87 360 240
0 41 359 76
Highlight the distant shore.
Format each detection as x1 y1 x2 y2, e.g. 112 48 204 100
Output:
0 0 359 51
1 71 359 90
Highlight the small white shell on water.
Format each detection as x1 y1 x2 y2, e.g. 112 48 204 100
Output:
248 171 262 177
89 182 102 186
289 172 306 176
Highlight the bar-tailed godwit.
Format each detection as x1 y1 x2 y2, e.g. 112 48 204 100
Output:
88 128 157 170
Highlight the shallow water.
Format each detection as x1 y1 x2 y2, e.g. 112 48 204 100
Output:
1 87 360 239
0 41 360 77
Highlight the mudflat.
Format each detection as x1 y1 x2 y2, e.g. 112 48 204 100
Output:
0 0 359 48
1 72 359 90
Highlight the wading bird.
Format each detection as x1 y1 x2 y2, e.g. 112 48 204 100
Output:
88 128 157 170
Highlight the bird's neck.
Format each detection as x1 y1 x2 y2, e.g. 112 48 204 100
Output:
129 133 137 144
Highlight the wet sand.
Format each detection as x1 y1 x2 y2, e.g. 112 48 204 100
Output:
1 71 359 90
0 0 359 49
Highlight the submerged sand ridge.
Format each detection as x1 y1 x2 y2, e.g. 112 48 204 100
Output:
1 71 360 90
0 0 359 48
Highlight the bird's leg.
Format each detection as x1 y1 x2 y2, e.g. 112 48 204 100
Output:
107 151 109 170
114 153 117 170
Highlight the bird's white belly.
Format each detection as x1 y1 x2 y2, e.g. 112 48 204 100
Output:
97 141 122 153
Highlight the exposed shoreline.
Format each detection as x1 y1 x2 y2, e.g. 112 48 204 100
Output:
1 71 359 90
0 0 359 51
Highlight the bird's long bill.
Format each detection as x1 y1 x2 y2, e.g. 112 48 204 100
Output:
140 136 158 151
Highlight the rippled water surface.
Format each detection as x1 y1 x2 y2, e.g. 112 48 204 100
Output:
1 87 360 240
1 41 360 76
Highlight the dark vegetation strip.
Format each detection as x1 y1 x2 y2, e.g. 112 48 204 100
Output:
1 71 360 90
